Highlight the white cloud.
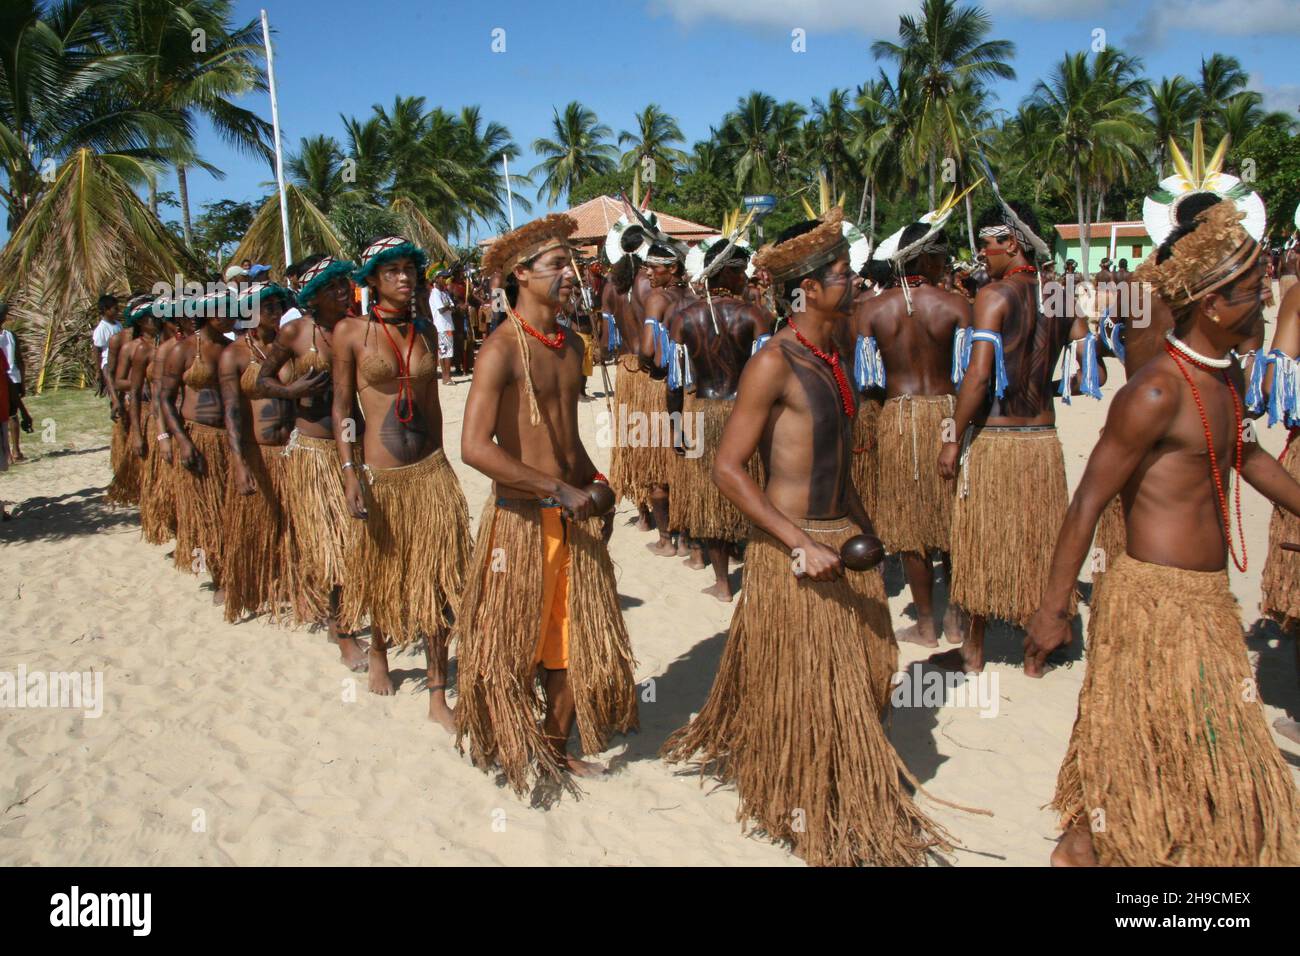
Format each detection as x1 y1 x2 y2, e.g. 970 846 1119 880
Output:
649 0 1106 36
1142 0 1300 39
1249 74 1300 115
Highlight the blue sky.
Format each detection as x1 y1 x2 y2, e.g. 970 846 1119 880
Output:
136 0 1300 239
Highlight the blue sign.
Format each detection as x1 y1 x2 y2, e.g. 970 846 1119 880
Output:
742 194 778 214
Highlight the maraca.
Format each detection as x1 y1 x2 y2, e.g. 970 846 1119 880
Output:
840 533 885 571
586 481 616 516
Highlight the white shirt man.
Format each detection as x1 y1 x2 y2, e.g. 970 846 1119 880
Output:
92 315 122 369
430 285 456 359
0 328 19 386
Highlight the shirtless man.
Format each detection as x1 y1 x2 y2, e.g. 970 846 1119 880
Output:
256 256 368 670
662 210 950 867
1026 201 1300 866
333 237 471 728
936 201 1098 672
856 221 971 646
456 214 637 794
638 244 690 557
673 240 770 600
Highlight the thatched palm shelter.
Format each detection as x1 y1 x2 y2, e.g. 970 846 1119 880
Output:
229 184 346 275
0 149 204 391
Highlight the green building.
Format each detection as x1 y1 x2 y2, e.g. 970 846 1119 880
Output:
1052 221 1153 274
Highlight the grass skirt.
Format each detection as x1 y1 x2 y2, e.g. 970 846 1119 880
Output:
172 421 228 586
1261 437 1300 626
873 395 956 554
455 497 639 796
608 355 674 506
661 519 956 867
106 411 143 507
670 393 757 543
340 449 470 646
139 412 177 544
1052 554 1300 865
1091 496 1127 580
851 398 881 518
280 431 357 625
950 428 1073 626
221 444 290 623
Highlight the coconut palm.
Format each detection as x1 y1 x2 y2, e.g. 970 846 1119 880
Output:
1193 53 1249 130
105 0 274 249
0 0 188 231
0 149 204 390
530 101 617 206
1146 75 1198 175
852 74 915 237
1026 49 1150 276
286 134 348 213
871 0 1015 206
808 89 857 202
618 104 687 206
717 91 807 195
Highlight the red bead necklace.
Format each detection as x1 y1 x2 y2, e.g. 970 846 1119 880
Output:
1005 265 1038 279
1163 341 1247 572
903 275 928 288
510 307 565 350
373 308 418 425
788 320 855 417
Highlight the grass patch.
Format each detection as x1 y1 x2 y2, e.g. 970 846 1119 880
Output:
15 387 112 462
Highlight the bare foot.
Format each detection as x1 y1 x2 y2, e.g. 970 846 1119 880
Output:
896 622 940 648
683 552 707 570
368 646 396 695
1050 825 1099 866
565 755 607 778
428 689 457 734
701 581 734 603
646 537 676 557
635 510 653 533
928 646 983 674
942 605 966 644
210 588 225 607
338 636 369 672
676 537 691 557
1274 717 1300 746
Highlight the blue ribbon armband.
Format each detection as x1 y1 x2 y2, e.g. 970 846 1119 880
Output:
854 334 885 391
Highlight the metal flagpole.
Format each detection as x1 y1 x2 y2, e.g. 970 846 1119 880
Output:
502 155 515 230
261 10 292 270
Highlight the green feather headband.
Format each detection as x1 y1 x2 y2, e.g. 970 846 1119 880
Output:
236 281 294 314
296 257 357 309
351 237 428 286
123 294 156 326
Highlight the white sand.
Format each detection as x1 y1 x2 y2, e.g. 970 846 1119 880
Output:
1 355 1297 866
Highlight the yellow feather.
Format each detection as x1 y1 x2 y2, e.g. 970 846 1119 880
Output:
1169 136 1194 185
801 196 817 220
1206 134 1230 178
1191 119 1205 185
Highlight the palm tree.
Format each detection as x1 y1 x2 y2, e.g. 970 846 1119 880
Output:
1026 49 1150 277
1194 53 1249 129
231 183 345 273
106 0 274 250
0 0 187 231
808 89 857 202
717 91 807 195
1146 76 1198 175
870 0 1015 206
618 104 687 206
852 75 914 237
0 149 204 390
530 101 617 206
286 134 347 213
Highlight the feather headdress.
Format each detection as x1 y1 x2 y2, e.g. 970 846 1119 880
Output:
1134 201 1260 308
482 214 578 276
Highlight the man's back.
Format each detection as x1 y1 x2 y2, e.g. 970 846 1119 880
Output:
857 285 969 398
981 275 1071 424
680 297 767 399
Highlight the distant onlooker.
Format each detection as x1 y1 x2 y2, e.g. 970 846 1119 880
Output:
0 345 11 517
0 304 28 461
91 294 122 398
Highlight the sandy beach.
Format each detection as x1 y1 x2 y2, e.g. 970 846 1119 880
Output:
2 358 1298 867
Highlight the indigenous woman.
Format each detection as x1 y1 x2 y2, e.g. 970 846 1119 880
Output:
121 296 166 523
218 283 297 623
159 289 237 598
333 237 472 727
141 304 192 546
256 256 366 670
105 296 150 506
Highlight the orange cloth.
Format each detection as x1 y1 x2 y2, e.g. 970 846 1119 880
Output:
534 506 571 670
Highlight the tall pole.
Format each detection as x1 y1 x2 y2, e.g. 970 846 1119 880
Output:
502 154 515 231
261 10 292 270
